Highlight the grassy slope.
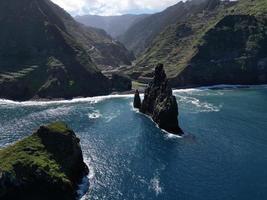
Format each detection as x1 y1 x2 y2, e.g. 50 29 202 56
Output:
0 0 112 100
43 0 134 68
130 0 267 81
119 1 196 56
0 122 72 186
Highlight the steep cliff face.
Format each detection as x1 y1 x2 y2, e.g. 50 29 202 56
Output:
131 0 229 78
129 0 267 87
0 122 88 200
0 0 133 100
120 0 221 56
136 64 183 135
42 0 134 68
173 14 267 87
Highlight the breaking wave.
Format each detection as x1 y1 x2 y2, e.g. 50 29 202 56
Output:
88 110 102 119
175 95 221 113
0 94 134 107
0 84 265 107
150 175 163 196
78 157 95 200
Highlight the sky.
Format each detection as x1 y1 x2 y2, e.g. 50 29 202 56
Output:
51 0 182 16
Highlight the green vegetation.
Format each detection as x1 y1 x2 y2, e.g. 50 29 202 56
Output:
0 0 134 100
0 133 69 183
130 0 228 78
0 122 73 187
127 0 267 86
46 121 71 134
132 81 147 90
233 0 267 16
0 122 88 200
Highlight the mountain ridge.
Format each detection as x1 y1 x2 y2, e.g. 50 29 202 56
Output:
118 0 221 56
126 0 267 87
75 14 149 39
0 0 133 100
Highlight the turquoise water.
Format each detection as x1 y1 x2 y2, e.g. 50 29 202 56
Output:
0 86 267 200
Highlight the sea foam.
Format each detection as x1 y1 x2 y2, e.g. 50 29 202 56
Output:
0 84 266 107
150 176 163 196
78 156 95 200
88 110 102 119
0 94 134 107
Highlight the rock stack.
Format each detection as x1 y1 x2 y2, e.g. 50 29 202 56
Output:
133 90 142 109
134 64 183 135
0 122 89 200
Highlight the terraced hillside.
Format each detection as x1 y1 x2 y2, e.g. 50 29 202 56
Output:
0 0 133 100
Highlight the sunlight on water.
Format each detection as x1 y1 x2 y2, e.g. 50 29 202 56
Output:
1 85 267 200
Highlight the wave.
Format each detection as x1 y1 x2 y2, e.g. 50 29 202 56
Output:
88 110 102 119
173 88 203 93
78 156 95 200
176 95 221 113
0 84 266 106
133 107 183 139
173 84 267 93
0 94 134 107
150 176 163 196
77 176 90 200
174 84 267 91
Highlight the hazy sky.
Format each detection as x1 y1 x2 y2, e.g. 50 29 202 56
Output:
51 0 181 16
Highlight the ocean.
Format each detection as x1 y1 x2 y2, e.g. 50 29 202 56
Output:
0 85 267 200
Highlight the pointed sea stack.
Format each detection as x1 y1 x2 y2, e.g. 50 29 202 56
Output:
133 90 142 109
138 63 183 135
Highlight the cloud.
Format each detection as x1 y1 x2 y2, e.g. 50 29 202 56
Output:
51 0 180 16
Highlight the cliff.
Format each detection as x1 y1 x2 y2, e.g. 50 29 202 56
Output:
127 0 267 87
173 14 267 87
0 122 88 200
0 0 133 100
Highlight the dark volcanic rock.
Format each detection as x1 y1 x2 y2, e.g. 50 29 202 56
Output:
133 90 141 109
0 122 89 200
139 64 183 135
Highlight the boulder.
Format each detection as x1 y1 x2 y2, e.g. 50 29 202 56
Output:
140 64 183 135
0 122 89 200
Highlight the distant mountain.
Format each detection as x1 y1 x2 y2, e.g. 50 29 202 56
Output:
127 0 267 87
75 14 149 38
0 0 133 100
119 0 214 56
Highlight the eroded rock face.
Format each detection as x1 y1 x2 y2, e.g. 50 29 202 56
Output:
0 122 88 200
138 64 183 135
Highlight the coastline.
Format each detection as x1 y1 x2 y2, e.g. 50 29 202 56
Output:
0 84 266 105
